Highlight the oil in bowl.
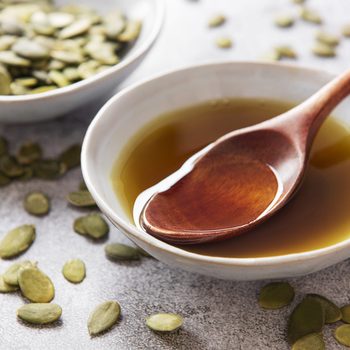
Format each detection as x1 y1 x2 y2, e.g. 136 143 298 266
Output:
112 98 350 258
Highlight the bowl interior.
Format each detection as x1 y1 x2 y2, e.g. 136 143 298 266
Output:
84 62 350 260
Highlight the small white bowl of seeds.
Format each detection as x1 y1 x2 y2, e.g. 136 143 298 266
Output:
0 0 164 122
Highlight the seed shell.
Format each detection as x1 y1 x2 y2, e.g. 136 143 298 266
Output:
0 224 35 259
18 266 55 303
335 324 350 347
305 294 341 324
66 191 96 207
287 297 325 345
292 333 325 350
17 303 62 325
62 259 86 283
3 260 35 286
341 305 350 323
146 313 183 332
0 274 19 293
105 243 140 261
259 282 294 309
88 300 121 335
24 192 50 216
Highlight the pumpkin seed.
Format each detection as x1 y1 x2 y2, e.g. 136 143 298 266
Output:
18 166 33 181
48 12 74 29
118 20 142 42
259 282 294 309
146 313 183 332
63 67 80 82
3 260 35 286
77 60 100 79
14 77 38 88
0 155 24 177
274 15 294 28
29 86 57 94
0 51 31 66
292 333 325 350
343 24 350 38
0 35 17 51
66 191 96 207
18 266 55 303
341 305 350 323
0 224 35 259
82 214 109 239
312 42 336 57
12 38 49 60
32 159 63 179
305 294 341 324
48 59 65 70
287 297 325 345
275 45 297 59
215 37 232 49
88 300 121 335
50 50 85 64
335 324 350 347
58 144 81 170
0 173 11 186
300 7 322 24
0 274 19 293
17 142 42 165
73 217 87 235
48 70 69 87
208 15 226 28
24 192 50 216
316 31 340 46
0 64 11 94
17 303 62 324
105 243 140 261
104 13 125 40
62 259 86 283
59 18 91 39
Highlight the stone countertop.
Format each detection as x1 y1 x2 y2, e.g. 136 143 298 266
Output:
1 0 350 349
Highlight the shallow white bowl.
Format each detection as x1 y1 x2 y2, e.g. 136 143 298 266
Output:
82 62 350 280
0 0 164 123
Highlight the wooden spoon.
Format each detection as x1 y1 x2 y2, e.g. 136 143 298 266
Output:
133 69 350 244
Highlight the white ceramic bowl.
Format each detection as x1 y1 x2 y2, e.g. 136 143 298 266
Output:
0 0 164 123
82 62 350 280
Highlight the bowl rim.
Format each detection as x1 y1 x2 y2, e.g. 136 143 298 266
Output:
82 60 349 267
0 0 165 103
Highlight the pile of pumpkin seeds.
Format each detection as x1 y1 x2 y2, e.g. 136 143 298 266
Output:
259 281 350 348
0 0 142 95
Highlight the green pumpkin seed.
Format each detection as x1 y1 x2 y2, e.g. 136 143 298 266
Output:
66 191 96 207
259 282 294 309
50 50 85 64
77 60 100 79
48 59 65 71
12 38 49 60
105 243 140 261
48 12 74 28
208 15 226 28
274 15 294 28
3 260 36 286
32 159 64 179
335 324 350 347
63 67 80 82
341 305 350 323
24 192 50 216
316 31 340 46
88 300 121 335
287 297 325 345
17 303 62 325
0 35 17 51
343 24 350 38
14 77 38 88
59 18 91 39
0 155 24 177
58 144 81 170
275 45 297 59
292 333 325 350
215 37 232 49
146 313 183 332
18 166 33 181
82 214 109 239
62 259 86 283
17 142 42 165
300 7 322 24
29 86 57 94
305 294 341 324
118 20 142 42
312 42 336 57
0 51 31 66
0 172 11 186
0 224 35 259
0 64 11 94
104 13 125 40
0 274 19 293
18 266 55 303
48 70 69 87
73 217 87 235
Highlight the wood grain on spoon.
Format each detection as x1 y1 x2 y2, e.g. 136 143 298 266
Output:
138 68 350 244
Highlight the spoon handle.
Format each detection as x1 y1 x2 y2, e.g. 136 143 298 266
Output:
277 68 350 149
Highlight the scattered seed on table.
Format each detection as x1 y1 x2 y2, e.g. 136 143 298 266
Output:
66 191 96 207
105 243 140 261
24 192 50 216
215 37 232 49
17 303 62 325
0 274 19 293
259 282 294 309
3 260 36 286
208 15 226 28
274 15 294 28
334 324 350 347
146 313 183 332
292 333 325 350
62 259 86 283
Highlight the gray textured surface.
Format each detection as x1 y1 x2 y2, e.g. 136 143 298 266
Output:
1 0 350 349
